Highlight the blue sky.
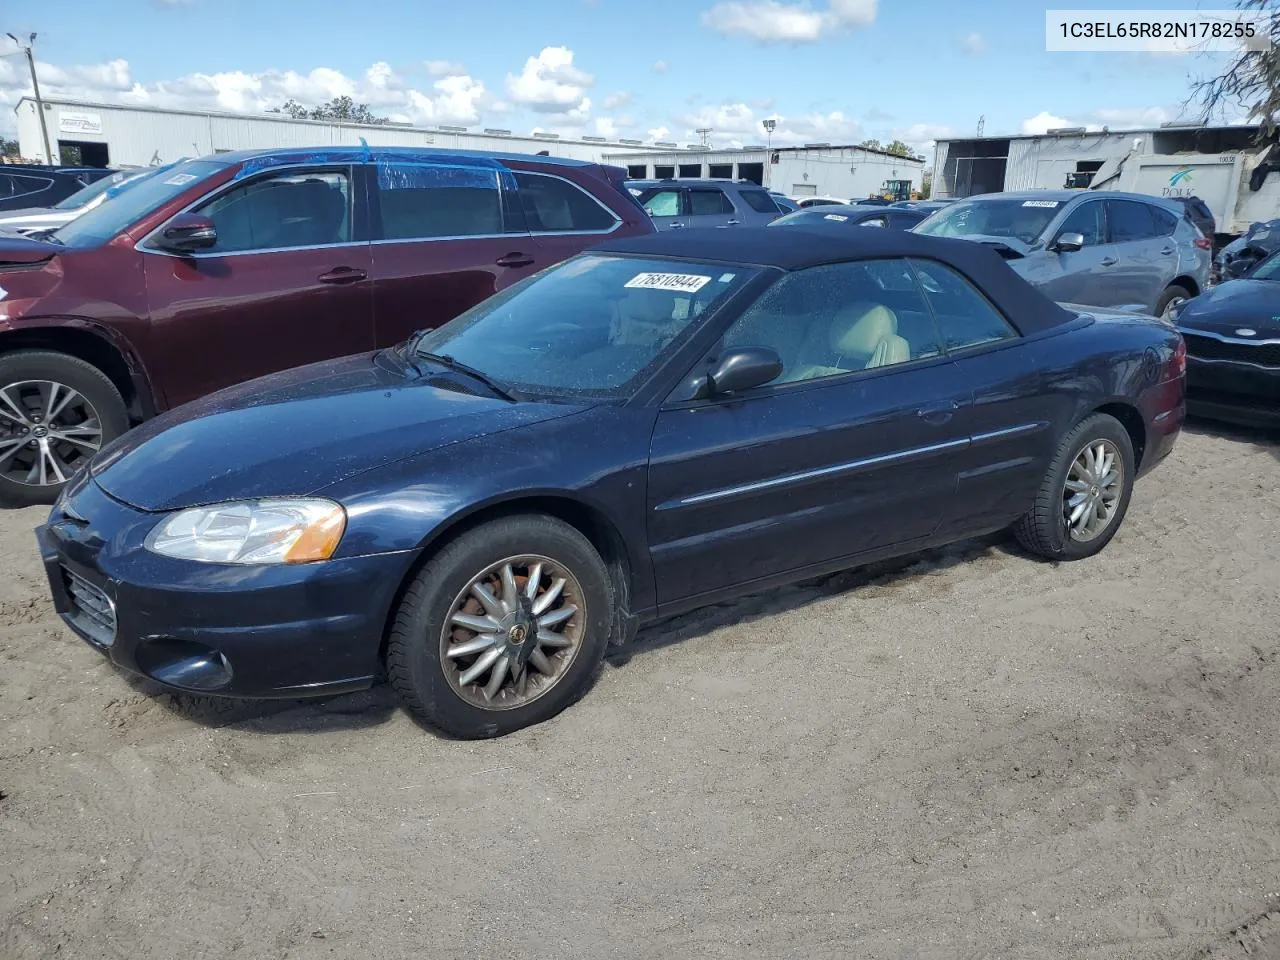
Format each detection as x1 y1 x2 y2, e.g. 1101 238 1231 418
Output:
0 0 1249 152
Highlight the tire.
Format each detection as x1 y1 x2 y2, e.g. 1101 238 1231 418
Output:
1013 413 1135 561
0 350 130 508
1156 283 1192 319
387 514 615 739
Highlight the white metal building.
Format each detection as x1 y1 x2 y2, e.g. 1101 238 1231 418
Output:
14 96 673 168
931 123 1279 235
601 144 925 200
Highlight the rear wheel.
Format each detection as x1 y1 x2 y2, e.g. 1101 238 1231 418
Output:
1013 413 1135 561
387 514 614 738
0 351 129 507
1157 283 1192 320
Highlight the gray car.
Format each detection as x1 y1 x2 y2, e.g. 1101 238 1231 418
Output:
913 190 1212 317
631 178 784 230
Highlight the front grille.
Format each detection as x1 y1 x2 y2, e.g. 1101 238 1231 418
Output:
1184 332 1280 368
62 567 116 648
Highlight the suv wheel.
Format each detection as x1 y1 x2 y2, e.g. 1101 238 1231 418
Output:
1157 283 1193 320
0 351 130 507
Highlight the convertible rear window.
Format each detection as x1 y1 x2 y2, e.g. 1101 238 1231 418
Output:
413 254 758 399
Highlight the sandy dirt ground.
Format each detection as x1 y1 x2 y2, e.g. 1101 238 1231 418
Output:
3 421 1280 960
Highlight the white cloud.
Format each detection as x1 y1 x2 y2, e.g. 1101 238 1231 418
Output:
959 31 985 54
425 60 467 77
672 102 862 147
506 46 594 114
1021 110 1074 134
602 91 632 110
652 60 669 73
648 125 671 141
701 0 876 43
892 122 955 155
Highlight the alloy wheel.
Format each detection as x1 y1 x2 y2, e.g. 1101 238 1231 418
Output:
0 380 104 488
440 555 586 710
1062 439 1123 542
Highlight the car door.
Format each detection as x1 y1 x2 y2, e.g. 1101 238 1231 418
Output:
646 257 974 607
368 158 541 349
685 187 742 228
640 186 686 231
906 257 1082 539
141 163 374 408
1015 198 1118 307
506 168 625 269
1104 198 1167 312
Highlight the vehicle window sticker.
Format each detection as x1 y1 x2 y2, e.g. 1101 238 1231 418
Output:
624 272 712 293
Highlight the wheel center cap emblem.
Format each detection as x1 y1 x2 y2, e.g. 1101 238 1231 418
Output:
1090 486 1099 496
31 425 48 438
508 624 528 645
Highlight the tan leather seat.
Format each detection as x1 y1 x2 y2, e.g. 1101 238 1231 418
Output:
789 302 910 380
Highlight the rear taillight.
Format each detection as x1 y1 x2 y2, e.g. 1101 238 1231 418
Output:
1194 237 1212 250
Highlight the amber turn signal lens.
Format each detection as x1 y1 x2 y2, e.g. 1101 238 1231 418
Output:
283 505 347 563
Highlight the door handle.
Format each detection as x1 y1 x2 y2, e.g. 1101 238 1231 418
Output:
1100 256 1118 266
496 252 535 268
726 219 741 225
317 266 367 284
668 222 686 229
917 400 959 424
1160 247 1174 255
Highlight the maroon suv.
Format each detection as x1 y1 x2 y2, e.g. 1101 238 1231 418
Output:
0 146 654 504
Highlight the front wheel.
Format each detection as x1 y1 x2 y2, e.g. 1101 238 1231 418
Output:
0 351 130 508
1013 413 1136 561
1157 284 1192 320
387 514 615 738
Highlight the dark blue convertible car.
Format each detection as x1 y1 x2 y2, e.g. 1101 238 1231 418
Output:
36 228 1186 738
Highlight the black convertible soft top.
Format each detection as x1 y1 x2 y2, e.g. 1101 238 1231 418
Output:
593 226 1078 336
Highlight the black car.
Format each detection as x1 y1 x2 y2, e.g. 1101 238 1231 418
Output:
1172 248 1280 426
769 203 930 230
36 227 1185 738
0 164 114 212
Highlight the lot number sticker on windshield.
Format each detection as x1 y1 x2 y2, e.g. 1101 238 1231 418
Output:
1022 200 1060 208
624 272 712 293
164 174 199 186
824 214 849 222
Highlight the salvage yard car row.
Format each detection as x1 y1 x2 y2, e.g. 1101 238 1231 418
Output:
0 140 1273 740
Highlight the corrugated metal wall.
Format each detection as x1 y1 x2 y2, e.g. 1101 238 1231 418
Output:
19 98 670 167
1003 139 1039 191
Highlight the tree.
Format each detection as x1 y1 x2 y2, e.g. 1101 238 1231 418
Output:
1193 0 1280 139
883 139 916 159
0 137 19 159
920 171 933 199
859 138 883 151
270 96 390 125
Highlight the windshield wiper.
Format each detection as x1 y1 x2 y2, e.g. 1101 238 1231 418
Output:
416 351 519 402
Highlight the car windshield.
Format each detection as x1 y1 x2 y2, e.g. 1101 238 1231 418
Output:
1250 251 1280 280
914 197 1065 244
53 160 225 248
412 254 758 399
51 172 133 211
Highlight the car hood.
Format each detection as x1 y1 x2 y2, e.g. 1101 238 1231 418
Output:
90 353 589 512
0 232 60 265
1175 279 1280 337
936 233 1031 259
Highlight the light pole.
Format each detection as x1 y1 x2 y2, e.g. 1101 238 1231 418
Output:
762 118 776 188
6 33 52 165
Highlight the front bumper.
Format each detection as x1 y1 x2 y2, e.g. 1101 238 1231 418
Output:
1185 356 1280 427
36 477 415 698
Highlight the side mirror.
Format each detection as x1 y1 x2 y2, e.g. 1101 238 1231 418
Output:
705 347 783 396
159 213 217 253
1053 232 1085 253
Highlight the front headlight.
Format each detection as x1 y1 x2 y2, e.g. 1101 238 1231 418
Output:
145 499 347 565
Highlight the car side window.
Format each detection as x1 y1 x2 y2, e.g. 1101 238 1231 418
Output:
642 189 682 217
688 189 735 216
513 171 618 233
719 259 942 386
1149 204 1178 236
375 162 503 240
740 190 780 214
1055 201 1104 246
195 168 352 253
1107 200 1157 243
858 216 888 228
909 259 1018 351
